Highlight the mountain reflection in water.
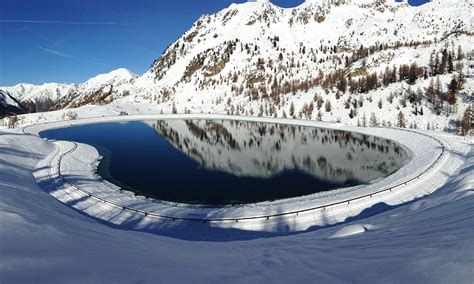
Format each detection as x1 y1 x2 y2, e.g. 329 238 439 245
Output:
40 119 410 205
150 119 409 184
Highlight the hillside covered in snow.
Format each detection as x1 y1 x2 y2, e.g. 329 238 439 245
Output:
133 0 473 131
0 90 28 117
0 114 472 282
0 1 473 281
1 0 473 131
0 68 137 116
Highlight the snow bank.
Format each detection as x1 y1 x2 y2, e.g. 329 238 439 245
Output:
329 223 376 238
23 114 452 233
0 114 472 282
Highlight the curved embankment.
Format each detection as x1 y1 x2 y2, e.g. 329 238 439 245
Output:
27 114 449 232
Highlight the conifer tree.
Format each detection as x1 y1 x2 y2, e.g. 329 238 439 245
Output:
434 52 440 75
447 77 459 105
325 100 331 112
427 78 435 103
440 48 448 74
460 106 472 136
435 77 443 102
172 102 177 114
448 52 454 74
369 112 378 127
397 111 406 128
429 49 436 76
457 45 464 61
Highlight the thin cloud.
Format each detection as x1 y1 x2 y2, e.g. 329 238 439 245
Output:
38 46 74 58
38 46 112 68
0 20 140 26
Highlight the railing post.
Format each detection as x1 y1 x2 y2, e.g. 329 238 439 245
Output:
51 127 447 226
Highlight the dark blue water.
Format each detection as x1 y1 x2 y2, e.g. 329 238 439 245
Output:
40 120 409 205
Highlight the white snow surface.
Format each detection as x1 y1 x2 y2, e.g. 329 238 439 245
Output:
25 114 444 232
0 91 23 111
0 68 137 106
1 0 472 131
329 223 376 238
122 0 473 132
0 0 473 281
0 110 473 282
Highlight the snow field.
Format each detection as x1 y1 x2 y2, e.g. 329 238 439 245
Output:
26 114 454 232
0 113 472 283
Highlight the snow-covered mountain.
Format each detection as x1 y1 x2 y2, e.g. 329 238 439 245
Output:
127 0 473 130
1 83 75 104
53 68 137 109
0 83 75 115
0 90 28 118
1 0 473 130
0 68 137 115
138 0 471 88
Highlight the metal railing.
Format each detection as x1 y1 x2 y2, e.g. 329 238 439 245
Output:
52 127 446 224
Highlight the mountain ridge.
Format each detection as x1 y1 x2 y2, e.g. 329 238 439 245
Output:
0 68 137 115
1 0 473 131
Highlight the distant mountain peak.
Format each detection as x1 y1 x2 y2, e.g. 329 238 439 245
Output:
1 0 472 131
83 68 137 88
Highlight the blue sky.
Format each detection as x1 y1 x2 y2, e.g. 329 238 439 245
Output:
0 0 430 86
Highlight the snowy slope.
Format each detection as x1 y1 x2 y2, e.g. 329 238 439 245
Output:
0 119 472 282
1 0 472 131
0 82 76 103
52 68 138 109
124 0 473 131
139 0 470 86
0 1 473 281
0 68 137 111
0 90 28 118
23 114 445 227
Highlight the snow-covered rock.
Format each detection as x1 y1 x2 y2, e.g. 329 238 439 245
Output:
0 68 137 111
54 68 138 109
0 82 75 103
0 90 28 118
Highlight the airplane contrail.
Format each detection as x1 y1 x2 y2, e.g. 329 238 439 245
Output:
38 46 74 58
38 46 113 68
